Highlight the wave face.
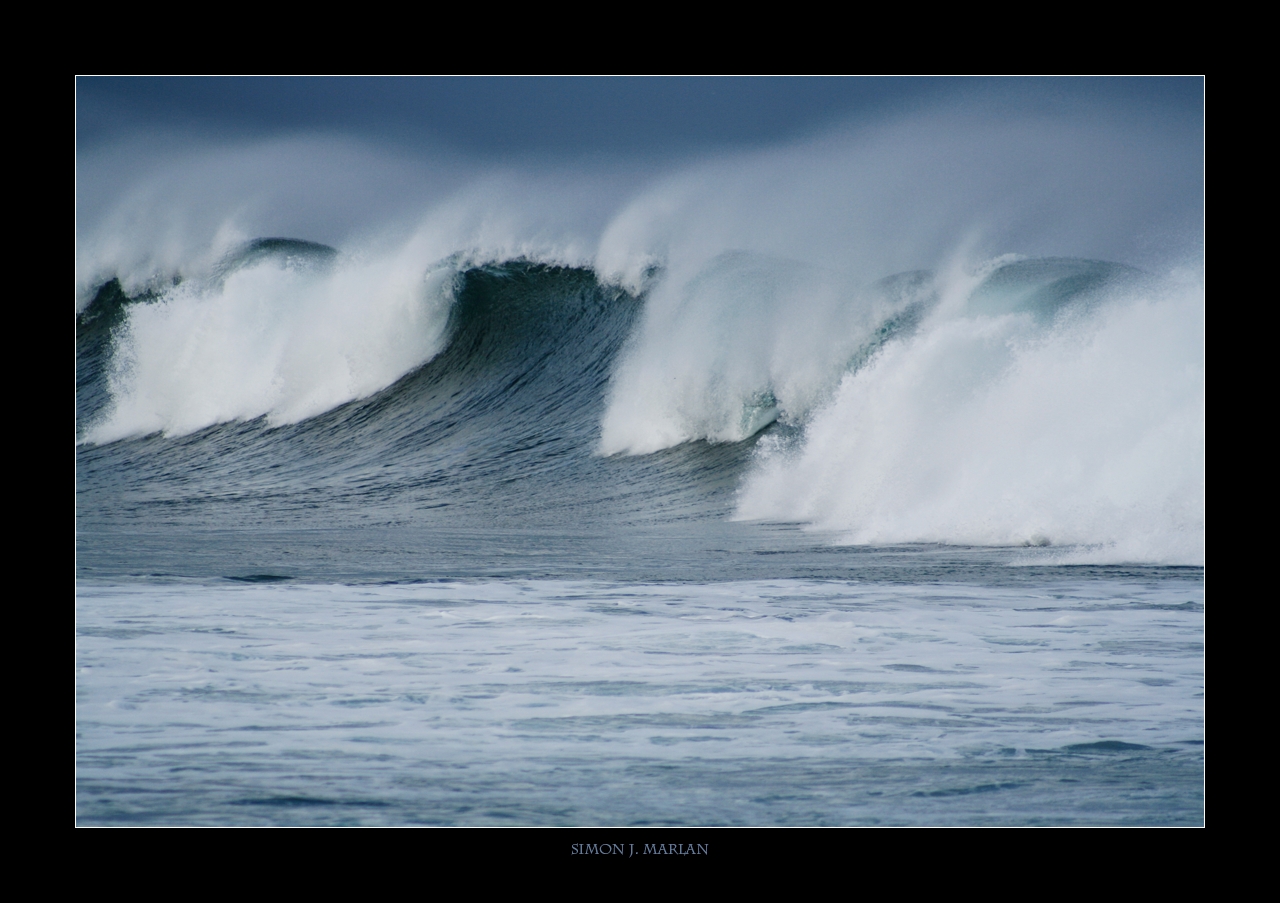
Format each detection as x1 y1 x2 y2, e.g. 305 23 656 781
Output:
76 100 1204 572
77 261 778 582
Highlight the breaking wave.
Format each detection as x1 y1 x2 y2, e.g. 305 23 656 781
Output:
76 99 1203 564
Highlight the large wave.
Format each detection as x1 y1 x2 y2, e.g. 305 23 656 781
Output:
76 98 1203 563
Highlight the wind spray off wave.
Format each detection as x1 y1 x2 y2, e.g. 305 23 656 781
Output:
76 101 1204 563
85 240 460 442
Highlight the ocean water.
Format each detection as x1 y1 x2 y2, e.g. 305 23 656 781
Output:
76 578 1202 826
76 106 1204 825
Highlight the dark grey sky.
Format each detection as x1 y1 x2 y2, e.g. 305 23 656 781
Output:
76 77 1203 159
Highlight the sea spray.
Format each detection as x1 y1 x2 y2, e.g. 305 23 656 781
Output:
597 252 935 454
77 100 1204 562
88 245 459 441
735 264 1205 565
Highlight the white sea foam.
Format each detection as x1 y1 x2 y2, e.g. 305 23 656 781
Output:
79 144 623 441
596 252 926 454
88 247 459 441
77 578 1205 767
736 268 1205 564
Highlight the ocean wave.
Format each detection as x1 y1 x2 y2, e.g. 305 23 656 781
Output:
81 239 461 442
735 264 1204 565
75 100 1203 563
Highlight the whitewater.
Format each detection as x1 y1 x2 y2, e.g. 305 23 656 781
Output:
76 97 1204 825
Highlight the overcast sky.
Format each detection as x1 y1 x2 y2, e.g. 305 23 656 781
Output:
76 77 1203 161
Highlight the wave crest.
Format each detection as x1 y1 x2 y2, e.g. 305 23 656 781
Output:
84 240 459 442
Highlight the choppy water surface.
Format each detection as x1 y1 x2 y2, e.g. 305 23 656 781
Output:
76 577 1203 825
